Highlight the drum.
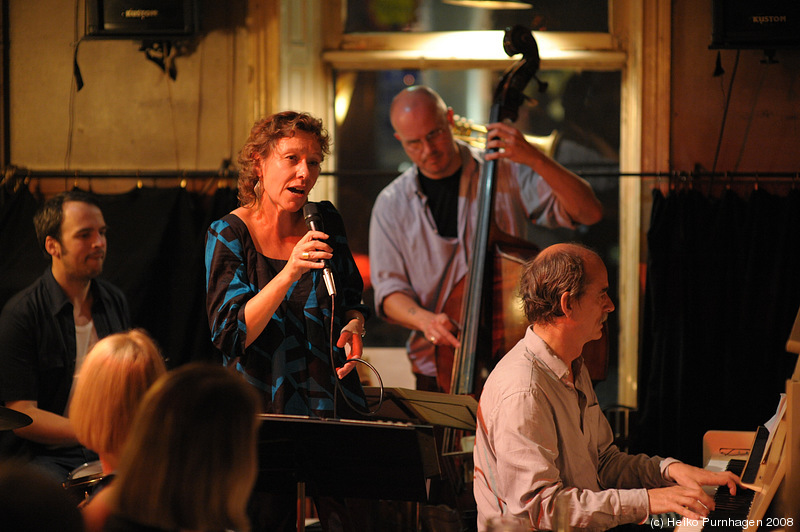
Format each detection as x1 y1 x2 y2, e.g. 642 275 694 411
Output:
62 460 106 505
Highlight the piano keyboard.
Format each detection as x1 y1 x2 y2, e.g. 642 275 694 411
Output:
702 460 755 530
673 459 756 532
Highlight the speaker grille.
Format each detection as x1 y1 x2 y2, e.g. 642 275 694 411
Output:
86 0 197 38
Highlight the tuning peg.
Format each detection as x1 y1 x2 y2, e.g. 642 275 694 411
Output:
533 73 548 93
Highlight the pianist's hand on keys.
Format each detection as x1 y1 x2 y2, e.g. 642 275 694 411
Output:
647 462 743 520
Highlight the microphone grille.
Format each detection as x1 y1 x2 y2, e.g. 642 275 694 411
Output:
302 202 323 231
302 202 320 220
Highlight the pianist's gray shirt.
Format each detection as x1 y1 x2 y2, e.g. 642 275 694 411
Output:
474 327 678 531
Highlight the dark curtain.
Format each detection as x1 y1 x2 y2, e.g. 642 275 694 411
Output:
0 186 49 305
634 187 800 465
0 185 239 368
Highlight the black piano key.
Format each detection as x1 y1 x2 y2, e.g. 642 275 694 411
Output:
700 459 755 532
726 459 747 476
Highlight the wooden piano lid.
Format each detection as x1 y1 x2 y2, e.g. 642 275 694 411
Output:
786 304 800 356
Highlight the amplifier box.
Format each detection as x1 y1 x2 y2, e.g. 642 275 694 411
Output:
710 0 800 49
86 0 198 39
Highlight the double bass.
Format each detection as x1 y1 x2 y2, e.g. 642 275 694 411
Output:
437 25 608 400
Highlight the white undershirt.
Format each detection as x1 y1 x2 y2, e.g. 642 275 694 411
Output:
64 320 97 416
74 320 95 373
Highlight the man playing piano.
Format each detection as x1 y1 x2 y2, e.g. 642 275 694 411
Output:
473 243 741 531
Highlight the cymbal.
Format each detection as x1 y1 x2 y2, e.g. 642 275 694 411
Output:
0 406 32 431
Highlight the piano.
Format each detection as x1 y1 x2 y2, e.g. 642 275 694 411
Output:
675 304 800 532
673 425 786 532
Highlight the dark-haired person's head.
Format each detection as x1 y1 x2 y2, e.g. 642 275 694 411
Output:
0 460 85 532
109 363 261 531
33 190 107 280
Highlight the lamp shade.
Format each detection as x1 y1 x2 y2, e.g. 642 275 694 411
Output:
442 0 532 9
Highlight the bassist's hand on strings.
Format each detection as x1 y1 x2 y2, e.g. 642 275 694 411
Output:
484 121 542 168
424 312 460 348
381 293 460 348
485 120 603 226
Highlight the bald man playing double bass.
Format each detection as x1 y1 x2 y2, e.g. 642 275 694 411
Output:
369 85 603 393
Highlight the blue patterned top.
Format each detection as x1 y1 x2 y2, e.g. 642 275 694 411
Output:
205 201 368 418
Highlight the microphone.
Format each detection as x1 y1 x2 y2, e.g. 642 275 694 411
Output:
302 202 337 296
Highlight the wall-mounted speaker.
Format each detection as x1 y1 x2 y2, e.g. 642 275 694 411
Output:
86 0 198 39
710 0 800 50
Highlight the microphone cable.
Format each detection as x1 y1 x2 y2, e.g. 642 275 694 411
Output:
328 296 385 419
303 201 385 417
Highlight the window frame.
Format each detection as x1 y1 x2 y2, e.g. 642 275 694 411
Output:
309 0 671 408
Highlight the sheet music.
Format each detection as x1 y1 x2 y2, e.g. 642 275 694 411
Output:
762 394 787 466
765 394 787 434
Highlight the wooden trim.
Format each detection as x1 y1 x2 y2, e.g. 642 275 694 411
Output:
323 50 626 72
336 31 614 52
611 0 671 408
321 0 344 51
314 4 661 408
324 31 624 71
0 0 8 167
279 0 335 201
246 0 337 201
641 1 672 174
611 0 643 408
246 0 281 122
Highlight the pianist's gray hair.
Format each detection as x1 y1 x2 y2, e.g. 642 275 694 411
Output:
519 243 597 325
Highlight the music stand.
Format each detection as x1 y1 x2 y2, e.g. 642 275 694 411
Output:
363 387 479 431
255 414 439 502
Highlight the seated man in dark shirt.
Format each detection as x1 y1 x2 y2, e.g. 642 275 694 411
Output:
0 190 130 481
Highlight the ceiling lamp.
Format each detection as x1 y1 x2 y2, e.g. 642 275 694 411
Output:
442 0 532 9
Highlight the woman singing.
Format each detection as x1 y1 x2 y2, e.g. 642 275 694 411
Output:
205 111 368 420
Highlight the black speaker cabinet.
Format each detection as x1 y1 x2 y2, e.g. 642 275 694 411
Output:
710 0 800 50
86 0 198 39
